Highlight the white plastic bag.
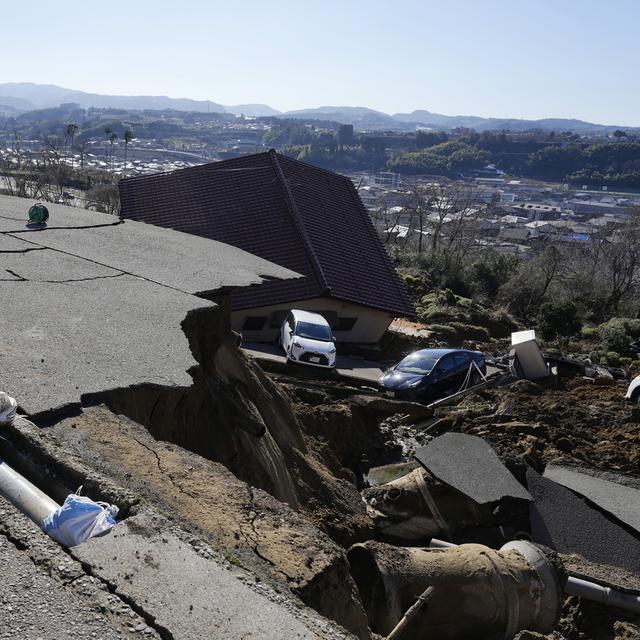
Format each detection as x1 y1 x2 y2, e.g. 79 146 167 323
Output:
43 493 119 547
0 392 17 424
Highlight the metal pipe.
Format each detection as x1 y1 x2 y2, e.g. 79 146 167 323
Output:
0 459 59 525
429 539 640 615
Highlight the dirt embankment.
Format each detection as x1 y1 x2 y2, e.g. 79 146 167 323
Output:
103 306 373 548
7 300 377 638
432 379 640 476
45 405 369 638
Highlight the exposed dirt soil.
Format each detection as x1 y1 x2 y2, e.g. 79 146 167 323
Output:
46 405 370 639
430 379 640 476
515 596 640 640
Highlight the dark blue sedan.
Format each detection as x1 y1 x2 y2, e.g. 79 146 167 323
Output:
379 348 486 402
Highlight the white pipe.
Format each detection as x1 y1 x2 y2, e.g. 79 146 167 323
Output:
566 577 640 614
0 459 59 525
429 538 640 614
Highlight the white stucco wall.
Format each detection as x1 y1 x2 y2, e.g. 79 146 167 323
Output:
232 297 394 344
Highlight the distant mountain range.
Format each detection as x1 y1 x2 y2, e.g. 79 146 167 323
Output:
0 82 635 134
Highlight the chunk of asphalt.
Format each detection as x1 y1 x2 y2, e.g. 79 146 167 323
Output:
72 512 335 640
527 468 640 578
545 464 640 535
414 433 532 505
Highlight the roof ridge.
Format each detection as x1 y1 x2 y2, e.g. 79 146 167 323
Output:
273 151 356 184
268 149 330 294
119 151 274 185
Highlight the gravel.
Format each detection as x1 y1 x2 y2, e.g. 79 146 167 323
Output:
0 534 126 639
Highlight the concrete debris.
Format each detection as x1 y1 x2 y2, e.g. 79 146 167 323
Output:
544 464 640 535
527 468 640 586
72 511 344 640
414 432 532 505
363 466 488 542
348 540 566 639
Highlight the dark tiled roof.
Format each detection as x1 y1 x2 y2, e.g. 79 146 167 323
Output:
119 150 415 317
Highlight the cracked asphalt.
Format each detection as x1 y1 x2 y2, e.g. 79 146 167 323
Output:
0 194 299 417
0 496 159 640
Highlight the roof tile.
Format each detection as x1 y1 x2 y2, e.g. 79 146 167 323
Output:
119 151 415 317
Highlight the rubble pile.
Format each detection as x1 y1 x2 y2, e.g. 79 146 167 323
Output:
434 380 640 475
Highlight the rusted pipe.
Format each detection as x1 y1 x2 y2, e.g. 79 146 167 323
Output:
348 540 565 640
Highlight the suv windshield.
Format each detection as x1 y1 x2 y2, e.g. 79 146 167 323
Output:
295 321 333 342
396 352 440 375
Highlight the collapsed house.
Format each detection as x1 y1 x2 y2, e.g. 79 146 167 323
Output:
119 150 415 343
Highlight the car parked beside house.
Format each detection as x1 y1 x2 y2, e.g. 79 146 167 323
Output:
379 348 486 402
279 309 337 369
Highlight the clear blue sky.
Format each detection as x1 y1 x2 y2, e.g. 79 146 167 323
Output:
3 0 639 125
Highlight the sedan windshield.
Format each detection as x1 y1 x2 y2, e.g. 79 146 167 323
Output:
295 321 333 342
395 353 440 375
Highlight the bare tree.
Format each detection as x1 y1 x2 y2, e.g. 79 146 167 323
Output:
123 128 134 177
66 123 79 169
109 132 118 173
76 139 92 169
566 208 640 319
398 179 488 271
371 192 408 245
399 179 434 254
84 184 120 216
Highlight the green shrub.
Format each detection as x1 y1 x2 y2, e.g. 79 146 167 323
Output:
567 340 581 353
456 296 474 308
428 324 459 340
605 351 622 367
598 319 631 354
537 300 582 342
624 319 640 338
459 324 491 342
581 326 599 339
588 349 605 363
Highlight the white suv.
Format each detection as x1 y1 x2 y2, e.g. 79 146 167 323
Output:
279 309 337 369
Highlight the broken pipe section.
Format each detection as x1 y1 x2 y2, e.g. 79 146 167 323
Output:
348 540 565 640
363 467 485 541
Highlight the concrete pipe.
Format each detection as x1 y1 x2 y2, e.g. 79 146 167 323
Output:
0 459 60 525
430 538 640 616
363 467 487 541
348 540 566 640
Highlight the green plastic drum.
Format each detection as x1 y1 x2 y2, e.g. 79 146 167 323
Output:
28 203 49 224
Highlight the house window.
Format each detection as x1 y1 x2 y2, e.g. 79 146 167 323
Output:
242 316 267 331
333 317 358 332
